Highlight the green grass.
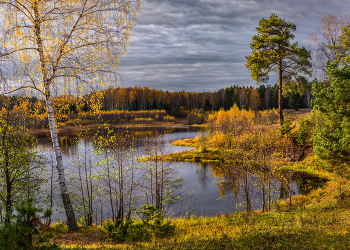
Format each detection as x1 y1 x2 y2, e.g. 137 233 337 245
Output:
56 196 350 249
282 155 336 181
153 147 225 163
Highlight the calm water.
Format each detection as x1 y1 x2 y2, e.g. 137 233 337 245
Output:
38 126 316 222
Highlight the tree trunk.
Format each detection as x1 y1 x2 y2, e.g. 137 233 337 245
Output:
5 170 12 225
106 153 115 222
77 156 87 225
278 59 284 125
34 2 78 231
46 155 54 226
45 96 79 231
306 88 311 112
268 180 271 211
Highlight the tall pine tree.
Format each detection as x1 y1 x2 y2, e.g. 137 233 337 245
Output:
246 13 311 124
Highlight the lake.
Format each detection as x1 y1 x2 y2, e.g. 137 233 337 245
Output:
37 125 319 223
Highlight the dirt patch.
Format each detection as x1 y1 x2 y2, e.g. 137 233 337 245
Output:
55 226 105 246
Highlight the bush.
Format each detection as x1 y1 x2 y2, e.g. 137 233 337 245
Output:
100 205 176 242
297 118 310 146
197 134 208 152
187 109 205 125
279 119 295 138
100 219 151 243
53 222 67 234
137 204 175 238
163 115 176 122
127 222 152 242
131 117 153 124
0 199 57 250
151 212 175 238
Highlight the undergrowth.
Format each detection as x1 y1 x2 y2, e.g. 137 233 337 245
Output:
55 187 350 249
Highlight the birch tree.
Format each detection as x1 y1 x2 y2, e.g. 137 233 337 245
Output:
308 13 350 81
0 0 141 230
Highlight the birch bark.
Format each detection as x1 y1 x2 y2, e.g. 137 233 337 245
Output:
33 2 78 231
44 94 79 230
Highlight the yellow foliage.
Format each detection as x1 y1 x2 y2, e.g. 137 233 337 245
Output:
207 105 256 138
1 0 141 96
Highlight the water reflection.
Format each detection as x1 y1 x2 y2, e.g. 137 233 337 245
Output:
195 163 213 192
39 126 200 156
37 126 326 222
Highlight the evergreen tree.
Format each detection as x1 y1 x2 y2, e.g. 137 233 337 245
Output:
312 62 350 168
246 13 311 124
131 99 139 111
204 99 212 111
257 85 266 102
152 100 158 110
224 87 234 110
214 97 224 111
288 85 304 111
272 84 279 109
246 89 251 110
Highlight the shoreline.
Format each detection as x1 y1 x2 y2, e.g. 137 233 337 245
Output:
28 118 190 138
158 137 332 181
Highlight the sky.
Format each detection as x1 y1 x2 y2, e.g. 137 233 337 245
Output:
117 0 350 92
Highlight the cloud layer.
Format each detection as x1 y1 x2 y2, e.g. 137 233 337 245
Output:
118 0 350 92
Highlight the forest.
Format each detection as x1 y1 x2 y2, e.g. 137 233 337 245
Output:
5 82 309 113
0 83 308 130
0 0 350 248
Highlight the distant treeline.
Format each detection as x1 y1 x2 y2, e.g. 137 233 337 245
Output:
98 84 311 114
0 84 311 128
0 96 175 129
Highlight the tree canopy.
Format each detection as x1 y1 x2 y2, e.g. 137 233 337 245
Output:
332 25 350 66
308 13 350 80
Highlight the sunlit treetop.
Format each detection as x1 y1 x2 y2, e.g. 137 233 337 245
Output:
0 0 141 97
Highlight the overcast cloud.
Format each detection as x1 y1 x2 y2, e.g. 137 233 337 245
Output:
118 0 350 92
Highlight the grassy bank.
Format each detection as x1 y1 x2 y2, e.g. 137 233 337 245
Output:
51 174 350 249
156 147 225 163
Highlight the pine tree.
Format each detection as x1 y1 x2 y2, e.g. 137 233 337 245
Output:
312 62 350 167
288 85 304 111
246 13 311 124
272 84 279 109
204 99 212 111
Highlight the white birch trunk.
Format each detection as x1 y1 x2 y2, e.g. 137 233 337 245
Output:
34 2 78 231
45 93 79 231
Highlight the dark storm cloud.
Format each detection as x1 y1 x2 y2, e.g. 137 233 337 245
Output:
118 0 350 92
